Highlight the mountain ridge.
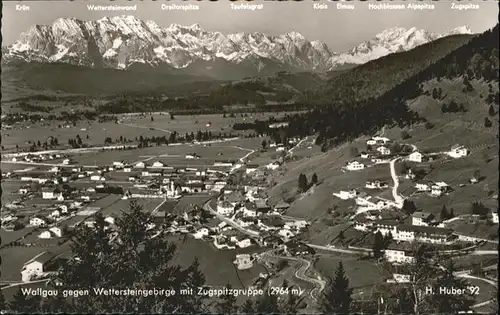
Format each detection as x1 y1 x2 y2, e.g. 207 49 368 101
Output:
3 16 473 79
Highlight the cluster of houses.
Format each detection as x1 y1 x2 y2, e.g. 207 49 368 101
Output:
414 181 451 197
10 153 69 164
343 136 394 171
213 188 308 246
354 210 457 247
345 139 471 173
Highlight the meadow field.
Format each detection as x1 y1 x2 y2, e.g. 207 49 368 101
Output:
166 235 266 289
314 254 391 289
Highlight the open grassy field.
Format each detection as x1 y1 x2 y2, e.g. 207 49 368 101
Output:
100 198 165 217
166 235 266 289
0 110 295 152
400 148 498 218
122 111 292 136
314 254 391 289
447 220 499 240
0 162 40 172
0 227 37 245
1 181 26 205
67 139 256 167
68 149 154 166
1 121 166 152
452 255 498 270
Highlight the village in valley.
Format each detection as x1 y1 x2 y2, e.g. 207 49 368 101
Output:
0 114 319 295
1 2 499 313
1 110 498 311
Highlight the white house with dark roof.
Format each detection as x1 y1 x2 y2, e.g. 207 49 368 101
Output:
38 231 52 239
214 160 235 167
384 249 415 264
447 145 469 159
231 235 253 248
21 251 55 282
415 181 431 192
113 161 125 167
367 136 390 146
346 161 365 171
411 212 435 226
333 189 359 200
30 217 47 227
278 229 295 242
431 182 450 196
38 227 62 239
49 227 62 237
360 152 372 159
266 161 281 170
386 273 411 283
192 227 210 240
408 151 424 163
245 164 259 174
42 188 62 200
152 161 164 168
233 254 253 270
492 210 498 224
134 161 146 168
365 180 388 189
377 146 391 156
217 201 234 216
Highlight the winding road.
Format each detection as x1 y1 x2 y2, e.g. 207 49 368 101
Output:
259 251 326 302
389 157 404 208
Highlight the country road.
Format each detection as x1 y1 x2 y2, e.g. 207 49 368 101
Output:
2 145 138 158
456 273 498 286
1 160 100 168
469 250 499 255
286 136 309 157
259 251 325 302
123 123 172 134
306 244 367 255
389 157 404 208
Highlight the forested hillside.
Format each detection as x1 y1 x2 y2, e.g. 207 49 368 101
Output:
303 34 474 105
282 25 498 149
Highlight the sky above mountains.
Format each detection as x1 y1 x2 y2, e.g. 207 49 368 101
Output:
3 0 498 51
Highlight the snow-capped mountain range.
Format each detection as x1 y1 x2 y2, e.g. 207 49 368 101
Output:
4 16 473 76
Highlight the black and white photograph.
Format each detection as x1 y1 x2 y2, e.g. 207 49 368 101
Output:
1 0 499 313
